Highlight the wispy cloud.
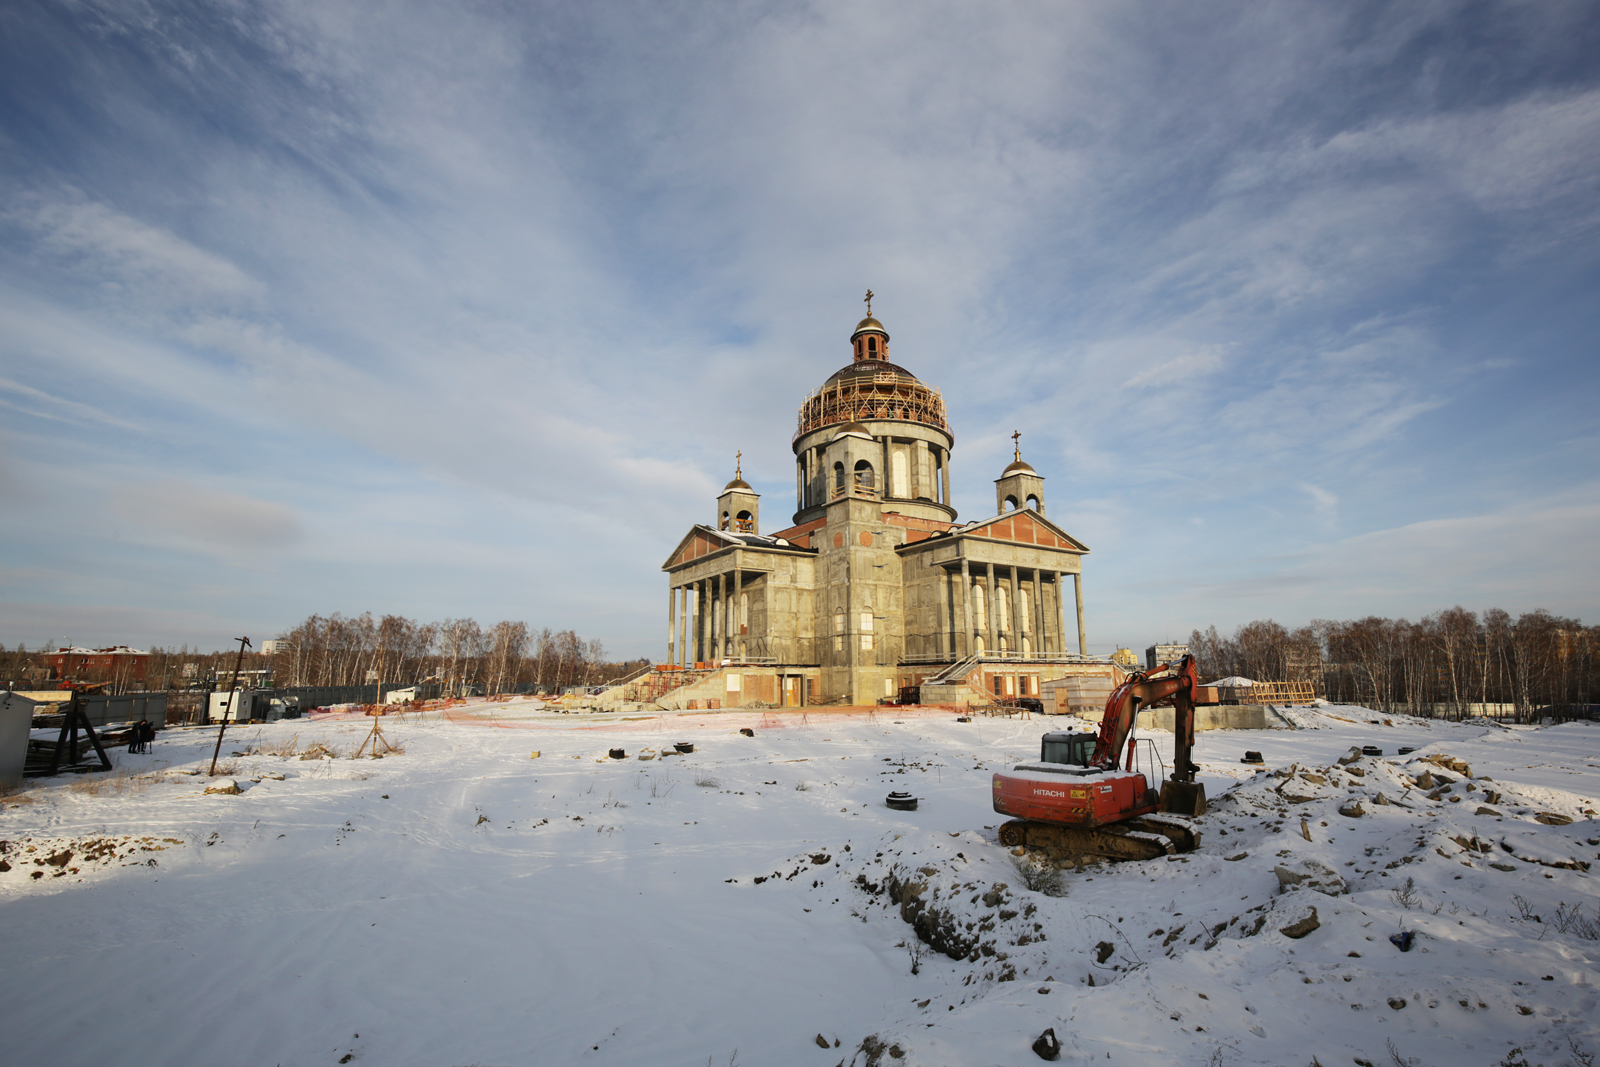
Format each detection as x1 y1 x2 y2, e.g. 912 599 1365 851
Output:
112 479 302 555
0 375 147 433
4 192 258 305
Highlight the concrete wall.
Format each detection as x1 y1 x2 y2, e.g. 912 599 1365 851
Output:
1124 704 1288 732
816 494 906 704
762 554 818 664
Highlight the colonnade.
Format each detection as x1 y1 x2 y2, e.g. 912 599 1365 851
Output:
942 562 1086 659
666 570 747 667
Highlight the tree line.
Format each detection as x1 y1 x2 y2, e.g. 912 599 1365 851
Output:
0 614 648 697
1187 607 1597 722
269 613 644 694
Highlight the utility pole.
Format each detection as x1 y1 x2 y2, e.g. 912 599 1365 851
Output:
209 636 251 776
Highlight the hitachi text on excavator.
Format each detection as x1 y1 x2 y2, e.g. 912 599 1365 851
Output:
991 654 1220 865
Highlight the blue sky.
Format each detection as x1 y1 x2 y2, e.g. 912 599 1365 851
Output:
1 0 1597 658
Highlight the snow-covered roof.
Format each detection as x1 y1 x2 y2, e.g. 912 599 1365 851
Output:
53 645 149 656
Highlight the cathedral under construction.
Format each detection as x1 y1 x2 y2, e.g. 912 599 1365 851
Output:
655 299 1110 708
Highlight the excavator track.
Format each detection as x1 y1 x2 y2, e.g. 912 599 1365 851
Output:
1130 811 1201 852
999 815 1201 867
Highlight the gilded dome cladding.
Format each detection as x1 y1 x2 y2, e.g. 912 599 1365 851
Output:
851 315 888 339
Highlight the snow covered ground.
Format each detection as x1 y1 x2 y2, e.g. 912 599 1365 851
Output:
2 702 1596 1067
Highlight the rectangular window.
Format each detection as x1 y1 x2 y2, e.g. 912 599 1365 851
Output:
833 610 845 653
860 612 874 651
726 674 741 693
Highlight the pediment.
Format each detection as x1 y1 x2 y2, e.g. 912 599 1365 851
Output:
961 509 1088 553
662 526 735 570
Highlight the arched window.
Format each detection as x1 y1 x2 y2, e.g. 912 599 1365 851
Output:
867 336 877 355
973 582 987 632
1026 495 1040 511
720 511 730 530
833 462 846 495
739 593 748 634
853 459 875 492
735 510 754 533
1004 495 1018 512
890 450 909 498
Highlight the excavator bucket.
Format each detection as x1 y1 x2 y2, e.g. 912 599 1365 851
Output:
1159 780 1207 818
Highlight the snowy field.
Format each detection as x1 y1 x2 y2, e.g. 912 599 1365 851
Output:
2 702 1597 1067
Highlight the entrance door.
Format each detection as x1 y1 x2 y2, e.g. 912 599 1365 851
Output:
783 676 800 707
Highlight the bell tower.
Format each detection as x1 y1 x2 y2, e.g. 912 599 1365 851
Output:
850 289 890 364
716 453 760 534
995 431 1045 515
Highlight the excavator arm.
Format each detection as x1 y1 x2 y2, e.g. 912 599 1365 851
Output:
1090 654 1218 813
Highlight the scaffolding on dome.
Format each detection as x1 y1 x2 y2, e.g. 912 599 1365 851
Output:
793 369 950 443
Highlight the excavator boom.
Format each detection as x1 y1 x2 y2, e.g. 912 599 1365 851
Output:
1092 654 1217 777
1091 653 1218 815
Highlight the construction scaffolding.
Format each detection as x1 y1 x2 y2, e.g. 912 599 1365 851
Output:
794 369 949 443
1238 680 1317 705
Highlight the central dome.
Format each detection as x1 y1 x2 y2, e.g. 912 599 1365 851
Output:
823 359 921 387
795 312 949 444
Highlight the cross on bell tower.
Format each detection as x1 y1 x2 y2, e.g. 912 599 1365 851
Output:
851 291 889 363
716 453 760 534
995 431 1045 517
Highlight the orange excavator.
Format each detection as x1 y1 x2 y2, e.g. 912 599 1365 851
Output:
991 654 1219 863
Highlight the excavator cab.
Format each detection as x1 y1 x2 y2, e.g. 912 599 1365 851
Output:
1039 731 1096 767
